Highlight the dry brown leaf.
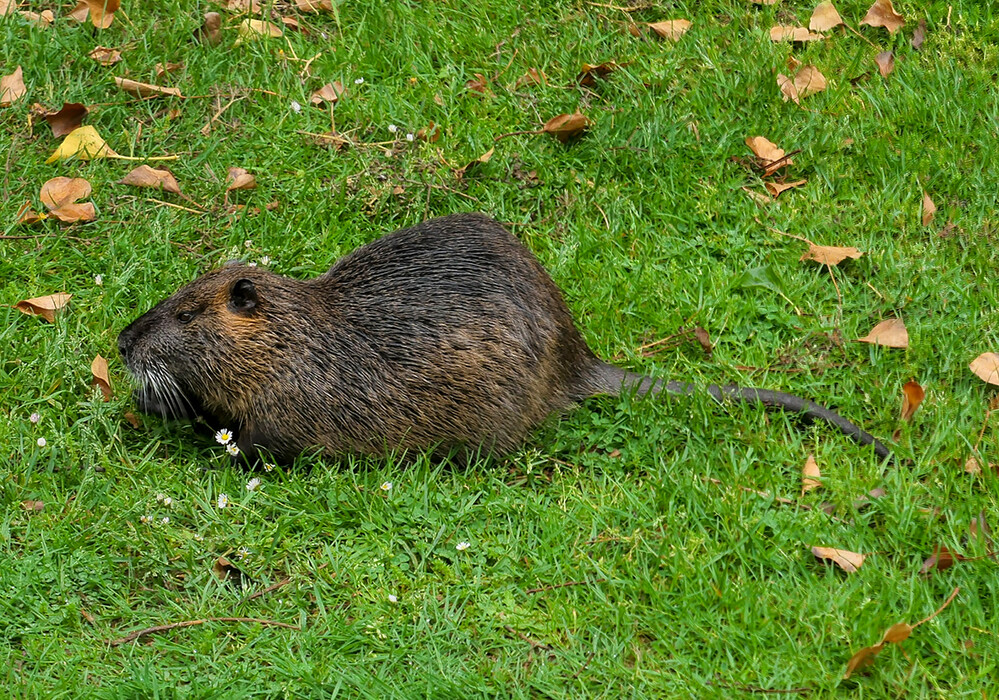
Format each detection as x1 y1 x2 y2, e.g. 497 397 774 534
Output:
1 66 26 107
542 112 590 143
91 354 112 401
281 16 301 32
801 454 821 496
21 500 45 512
875 51 895 77
844 644 884 679
693 327 712 355
212 556 250 586
454 148 494 179
765 179 807 197
296 0 334 11
114 78 183 99
68 1 89 21
881 622 914 644
919 545 958 574
965 456 983 476
860 0 905 34
71 0 120 28
778 65 827 104
119 165 182 194
649 19 692 41
749 0 779 4
46 125 119 163
465 73 491 95
21 9 54 26
41 177 91 210
912 18 926 49
0 0 15 15
39 102 88 138
89 46 122 66
512 67 547 90
311 81 345 107
769 25 823 43
417 122 440 143
922 192 936 226
745 136 792 176
49 202 96 223
578 61 620 87
812 546 865 573
15 293 72 323
743 187 771 207
857 318 908 349
970 353 999 386
226 167 257 191
809 2 843 32
155 62 185 78
16 201 46 225
900 380 925 421
800 243 863 266
197 12 223 45
236 18 283 43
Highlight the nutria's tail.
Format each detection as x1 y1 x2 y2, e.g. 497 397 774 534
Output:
583 362 892 461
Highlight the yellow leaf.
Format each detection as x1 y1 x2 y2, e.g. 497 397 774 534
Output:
45 125 119 163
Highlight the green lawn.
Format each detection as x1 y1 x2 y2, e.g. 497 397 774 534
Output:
2 0 998 695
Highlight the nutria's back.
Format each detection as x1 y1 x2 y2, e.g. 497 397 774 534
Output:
118 213 617 462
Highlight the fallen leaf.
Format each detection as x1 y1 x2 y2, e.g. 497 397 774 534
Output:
124 411 142 428
965 456 983 476
919 545 958 574
742 187 771 207
70 0 120 28
800 243 863 266
454 147 494 179
766 179 807 197
857 318 908 349
769 25 823 43
417 122 440 143
39 102 88 137
67 1 89 21
310 81 345 107
875 51 895 77
809 2 843 32
922 193 936 226
969 353 999 386
778 65 827 104
1 66 26 107
89 46 122 66
745 136 792 176
226 167 257 191
693 327 712 355
465 73 491 95
578 61 620 87
212 556 250 586
649 19 692 41
155 62 185 78
21 500 45 512
45 125 119 163
236 18 283 44
281 16 301 32
16 201 46 225
542 112 590 143
812 546 866 573
114 78 183 99
801 454 821 496
91 354 112 400
118 165 182 194
40 177 91 209
512 68 547 89
912 18 926 49
219 0 261 11
21 9 54 26
296 0 334 11
845 644 883 679
749 0 779 4
860 0 904 34
196 12 223 45
0 0 14 15
900 380 924 421
15 293 72 323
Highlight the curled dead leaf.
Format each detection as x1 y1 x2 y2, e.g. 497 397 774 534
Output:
21 500 45 512
16 201 47 225
900 380 924 421
226 167 257 191
40 177 96 223
922 193 936 226
454 148 494 180
197 12 223 45
71 0 120 28
801 454 821 496
296 0 334 11
213 556 250 586
809 2 843 32
812 546 865 573
416 122 440 143
512 68 547 90
46 126 119 163
919 545 958 575
542 112 590 143
770 25 823 43
844 644 884 679
20 9 55 26
875 51 895 77
969 352 999 386
91 354 112 401
15 293 72 323
465 73 491 96
119 165 182 195
745 136 792 176
311 81 345 107
1 66 26 107
236 18 283 43
114 78 183 99
800 242 863 266
89 46 122 66
649 19 691 41
857 318 908 349
765 179 807 198
860 0 905 34
38 102 88 138
155 62 185 78
912 18 927 49
578 61 620 87
778 65 827 104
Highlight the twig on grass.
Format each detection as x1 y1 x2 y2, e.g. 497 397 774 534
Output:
109 617 299 646
572 652 595 679
240 577 292 605
526 578 606 595
503 625 552 651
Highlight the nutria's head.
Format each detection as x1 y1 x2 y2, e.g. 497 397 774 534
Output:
118 265 287 421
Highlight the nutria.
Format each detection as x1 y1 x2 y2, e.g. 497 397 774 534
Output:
118 213 891 463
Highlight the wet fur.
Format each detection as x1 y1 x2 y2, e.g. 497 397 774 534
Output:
118 213 891 463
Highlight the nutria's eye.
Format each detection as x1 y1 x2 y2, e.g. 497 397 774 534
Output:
177 311 196 324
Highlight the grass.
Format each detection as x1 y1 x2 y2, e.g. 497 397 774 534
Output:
2 0 998 695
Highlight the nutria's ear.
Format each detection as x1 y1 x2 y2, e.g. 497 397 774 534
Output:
229 279 258 312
